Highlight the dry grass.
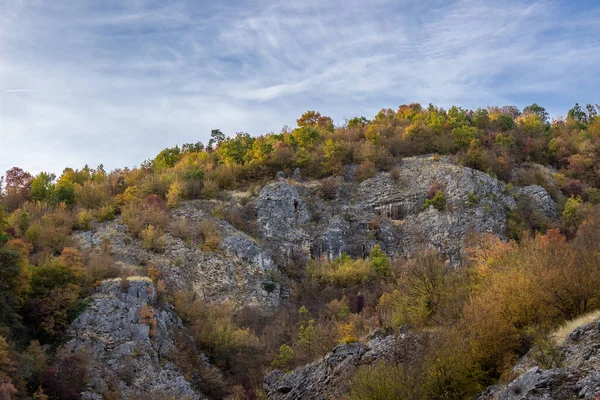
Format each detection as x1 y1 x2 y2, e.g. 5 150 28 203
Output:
552 310 600 345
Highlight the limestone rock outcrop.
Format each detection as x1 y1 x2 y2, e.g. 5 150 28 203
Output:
61 278 206 399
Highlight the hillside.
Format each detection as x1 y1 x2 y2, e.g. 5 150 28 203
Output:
1 103 600 399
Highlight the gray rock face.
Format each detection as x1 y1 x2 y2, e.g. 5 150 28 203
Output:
254 156 557 265
515 185 559 221
480 318 600 400
62 279 206 399
264 332 402 400
257 181 311 243
74 202 280 308
358 156 517 261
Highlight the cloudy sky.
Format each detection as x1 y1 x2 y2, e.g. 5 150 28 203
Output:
1 0 599 175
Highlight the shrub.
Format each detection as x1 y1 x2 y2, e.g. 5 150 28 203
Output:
96 205 115 222
168 217 192 241
75 181 111 209
423 190 446 211
350 361 421 400
121 201 168 237
369 245 391 277
271 344 295 372
390 168 401 183
85 248 120 282
223 204 258 236
140 225 166 253
166 179 188 209
198 221 221 252
467 191 479 206
202 178 219 199
308 254 376 287
319 177 339 200
355 160 376 182
41 351 89 400
76 209 94 230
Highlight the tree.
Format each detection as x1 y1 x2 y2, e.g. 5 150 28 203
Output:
568 103 588 125
271 344 295 372
523 103 549 123
452 126 480 149
0 245 22 331
217 132 255 164
369 245 391 277
182 141 204 153
29 173 55 202
297 111 334 132
208 129 226 150
152 146 182 171
4 167 32 194
347 116 369 128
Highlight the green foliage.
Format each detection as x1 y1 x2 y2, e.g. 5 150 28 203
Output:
271 344 295 372
452 126 480 149
530 338 566 369
217 132 255 165
308 254 376 287
262 281 276 293
96 205 115 222
153 146 182 171
29 173 55 202
423 191 446 211
369 245 391 277
561 196 582 227
523 103 549 123
76 209 93 230
467 191 479 206
350 361 428 400
292 126 320 148
347 116 369 128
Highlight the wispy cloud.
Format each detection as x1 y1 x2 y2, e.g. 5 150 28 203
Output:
0 0 598 175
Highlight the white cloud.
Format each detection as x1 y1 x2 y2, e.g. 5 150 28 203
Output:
0 0 598 175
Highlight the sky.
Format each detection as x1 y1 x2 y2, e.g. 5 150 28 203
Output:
1 0 599 175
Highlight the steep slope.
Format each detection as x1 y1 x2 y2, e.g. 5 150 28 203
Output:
258 155 557 264
74 203 281 308
74 156 558 308
59 278 208 399
479 318 600 400
264 330 419 400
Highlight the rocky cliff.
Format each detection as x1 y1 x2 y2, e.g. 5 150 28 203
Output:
264 330 413 400
479 318 600 400
59 278 207 400
75 156 558 309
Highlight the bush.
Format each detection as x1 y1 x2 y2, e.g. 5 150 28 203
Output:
121 201 168 238
423 190 446 211
202 179 219 199
319 177 339 200
96 205 115 222
308 254 376 287
166 179 188 209
369 245 391 277
76 209 94 230
350 361 422 400
390 168 401 183
168 217 192 241
355 160 376 182
198 221 221 252
271 344 295 372
140 225 166 253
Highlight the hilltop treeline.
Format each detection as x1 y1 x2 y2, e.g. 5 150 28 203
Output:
2 102 600 215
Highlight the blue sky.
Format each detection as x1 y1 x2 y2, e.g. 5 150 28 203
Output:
1 0 599 175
